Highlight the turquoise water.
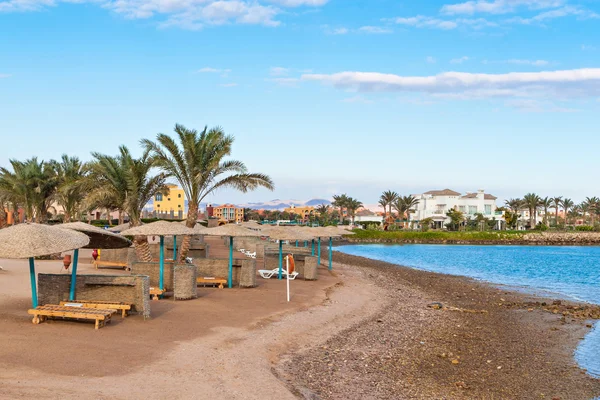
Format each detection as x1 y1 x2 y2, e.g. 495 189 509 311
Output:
337 244 600 378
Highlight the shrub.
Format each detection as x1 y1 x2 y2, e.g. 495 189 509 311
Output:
576 225 594 231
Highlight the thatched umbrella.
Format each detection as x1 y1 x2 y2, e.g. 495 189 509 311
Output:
0 223 90 308
120 221 196 293
177 221 210 261
58 222 132 301
308 226 350 271
205 224 264 288
260 226 315 279
107 222 137 233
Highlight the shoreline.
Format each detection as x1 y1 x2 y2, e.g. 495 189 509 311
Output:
280 251 600 399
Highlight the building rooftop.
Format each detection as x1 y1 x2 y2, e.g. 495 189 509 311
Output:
461 193 498 200
424 189 461 196
356 209 377 216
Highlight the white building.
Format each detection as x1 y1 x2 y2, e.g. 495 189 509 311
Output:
410 189 504 229
354 209 383 225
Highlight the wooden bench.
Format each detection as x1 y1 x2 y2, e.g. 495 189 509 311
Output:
60 301 132 318
28 305 117 330
197 277 227 289
149 287 164 300
94 260 130 271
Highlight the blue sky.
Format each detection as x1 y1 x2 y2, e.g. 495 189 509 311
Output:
1 0 599 206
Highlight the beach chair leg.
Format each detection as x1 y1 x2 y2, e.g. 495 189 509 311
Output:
218 283 224 289
122 309 127 318
95 319 100 330
32 315 40 324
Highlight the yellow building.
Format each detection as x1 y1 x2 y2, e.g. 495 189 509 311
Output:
208 204 244 223
284 205 315 221
153 185 186 217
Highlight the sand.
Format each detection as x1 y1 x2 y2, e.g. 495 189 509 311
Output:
1 238 599 399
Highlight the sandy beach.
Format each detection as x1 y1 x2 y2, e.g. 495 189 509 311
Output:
1 238 599 399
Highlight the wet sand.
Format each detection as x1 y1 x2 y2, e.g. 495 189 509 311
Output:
1 238 599 399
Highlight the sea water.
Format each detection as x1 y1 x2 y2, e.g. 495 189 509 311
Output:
337 244 600 378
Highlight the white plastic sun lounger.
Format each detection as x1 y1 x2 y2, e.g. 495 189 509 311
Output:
258 268 299 280
245 251 256 258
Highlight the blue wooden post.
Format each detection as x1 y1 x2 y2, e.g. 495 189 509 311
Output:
173 236 177 261
295 240 298 247
228 236 233 288
304 241 307 247
311 239 315 256
278 241 283 279
159 236 165 291
328 236 333 271
69 249 79 301
29 257 38 308
318 238 322 265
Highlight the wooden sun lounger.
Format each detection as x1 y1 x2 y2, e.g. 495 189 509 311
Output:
149 287 165 300
60 300 132 318
196 277 227 289
94 260 130 271
28 305 117 330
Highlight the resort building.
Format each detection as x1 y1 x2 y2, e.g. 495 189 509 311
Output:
207 204 244 224
152 185 186 219
410 189 503 229
283 205 315 222
354 209 383 225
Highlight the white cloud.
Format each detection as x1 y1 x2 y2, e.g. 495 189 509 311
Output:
506 99 579 112
198 67 231 73
426 56 437 64
301 68 600 100
358 26 393 34
450 56 470 64
507 6 599 24
0 0 328 29
581 44 596 51
507 59 549 66
219 82 238 87
270 66 290 76
441 0 564 15
342 95 374 104
327 27 349 34
393 15 458 29
0 73 11 78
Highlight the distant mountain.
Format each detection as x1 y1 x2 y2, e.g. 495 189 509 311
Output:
236 198 332 211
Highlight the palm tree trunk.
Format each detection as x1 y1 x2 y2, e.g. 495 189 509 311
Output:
64 210 71 223
106 208 112 226
133 236 153 262
555 206 559 226
0 207 6 228
529 207 534 229
179 202 199 261
118 209 124 225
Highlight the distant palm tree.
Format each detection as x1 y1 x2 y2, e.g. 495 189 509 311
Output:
316 204 330 216
401 195 420 227
580 202 590 225
522 193 541 229
52 155 88 222
504 198 523 213
392 197 407 226
379 190 399 218
345 197 363 225
551 196 562 226
88 146 170 261
142 124 274 259
584 196 600 225
540 197 552 226
561 198 574 226
332 194 350 224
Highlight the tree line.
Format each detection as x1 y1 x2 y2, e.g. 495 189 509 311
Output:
0 124 274 260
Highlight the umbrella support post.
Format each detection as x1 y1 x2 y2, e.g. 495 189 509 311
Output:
278 241 283 279
69 249 79 301
311 239 315 256
318 238 321 265
29 257 38 308
295 240 298 247
173 236 177 261
228 236 233 288
159 236 165 297
328 237 333 271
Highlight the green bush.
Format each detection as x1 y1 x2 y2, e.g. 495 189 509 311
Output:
349 229 525 242
576 225 594 231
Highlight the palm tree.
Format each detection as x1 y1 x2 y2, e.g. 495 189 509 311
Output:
561 198 574 226
52 155 88 222
0 158 57 222
584 196 600 226
551 196 562 226
332 194 350 225
540 197 552 226
379 190 399 218
392 197 407 227
401 195 420 227
316 204 330 216
142 124 274 259
522 193 541 229
345 197 363 225
88 146 170 261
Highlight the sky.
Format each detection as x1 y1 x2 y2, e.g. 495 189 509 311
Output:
1 0 599 207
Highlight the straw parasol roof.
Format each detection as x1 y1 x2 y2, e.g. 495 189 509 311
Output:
307 226 341 238
261 225 315 241
59 222 132 249
178 221 210 235
205 224 265 237
119 220 196 236
107 222 136 233
0 223 90 259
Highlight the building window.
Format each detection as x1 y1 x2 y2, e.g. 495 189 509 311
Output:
459 206 466 213
468 206 477 215
178 194 182 198
155 194 163 201
484 205 492 215
157 204 161 208
178 205 181 208
168 198 171 201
